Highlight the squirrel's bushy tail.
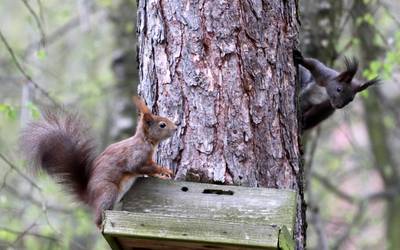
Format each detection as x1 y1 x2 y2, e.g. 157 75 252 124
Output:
20 110 96 204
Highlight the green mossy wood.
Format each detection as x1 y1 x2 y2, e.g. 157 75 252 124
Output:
102 178 296 250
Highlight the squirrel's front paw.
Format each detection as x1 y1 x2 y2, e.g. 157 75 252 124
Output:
155 167 173 179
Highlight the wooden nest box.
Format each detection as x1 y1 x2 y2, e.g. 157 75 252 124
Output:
102 178 296 250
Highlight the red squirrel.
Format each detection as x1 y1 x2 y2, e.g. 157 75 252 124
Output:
294 50 380 130
20 96 177 227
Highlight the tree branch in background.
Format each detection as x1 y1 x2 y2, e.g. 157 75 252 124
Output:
305 128 329 250
0 152 87 249
20 0 46 47
313 171 399 204
332 202 366 250
0 30 61 108
35 0 45 27
4 183 73 214
0 153 42 191
0 167 13 192
0 226 59 242
23 11 105 57
11 222 38 246
379 1 400 26
23 16 79 57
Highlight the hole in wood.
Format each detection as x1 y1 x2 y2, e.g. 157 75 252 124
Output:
202 189 234 195
181 186 189 192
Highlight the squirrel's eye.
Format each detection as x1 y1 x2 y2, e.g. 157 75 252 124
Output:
336 87 343 93
159 122 166 128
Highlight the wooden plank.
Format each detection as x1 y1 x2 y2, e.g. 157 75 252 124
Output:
120 178 297 236
102 233 122 250
104 178 297 249
103 211 280 250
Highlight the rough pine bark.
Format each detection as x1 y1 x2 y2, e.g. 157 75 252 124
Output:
137 0 304 248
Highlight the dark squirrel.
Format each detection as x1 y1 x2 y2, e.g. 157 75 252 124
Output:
19 96 177 228
294 50 380 130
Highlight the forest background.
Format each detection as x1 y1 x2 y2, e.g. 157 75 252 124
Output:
0 0 399 249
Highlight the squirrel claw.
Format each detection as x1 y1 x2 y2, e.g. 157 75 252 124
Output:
156 174 171 180
154 167 173 179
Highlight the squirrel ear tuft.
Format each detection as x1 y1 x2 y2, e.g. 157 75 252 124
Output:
356 77 381 92
132 96 151 114
336 57 358 83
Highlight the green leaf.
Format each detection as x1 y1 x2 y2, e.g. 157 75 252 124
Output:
0 104 17 120
0 229 17 243
360 90 369 99
363 13 375 25
356 13 375 26
36 49 47 60
26 102 41 119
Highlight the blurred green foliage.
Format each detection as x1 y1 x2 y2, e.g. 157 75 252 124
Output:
0 0 126 249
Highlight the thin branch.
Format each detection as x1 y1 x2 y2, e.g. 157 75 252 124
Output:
36 0 45 25
336 38 355 58
313 172 357 204
365 187 399 201
304 128 321 171
23 16 81 57
20 0 46 47
337 2 355 43
0 29 61 108
23 10 104 57
4 183 74 214
0 227 58 242
0 167 13 192
11 222 37 245
379 0 400 26
0 153 88 250
312 171 399 204
332 202 366 250
305 128 329 250
0 153 42 191
308 206 329 250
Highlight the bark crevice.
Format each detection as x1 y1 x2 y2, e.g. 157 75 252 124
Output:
137 0 304 247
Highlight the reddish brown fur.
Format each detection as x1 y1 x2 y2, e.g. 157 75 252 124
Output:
20 110 95 203
20 97 177 228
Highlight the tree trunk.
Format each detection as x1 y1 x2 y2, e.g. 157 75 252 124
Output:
352 2 400 250
137 0 304 248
